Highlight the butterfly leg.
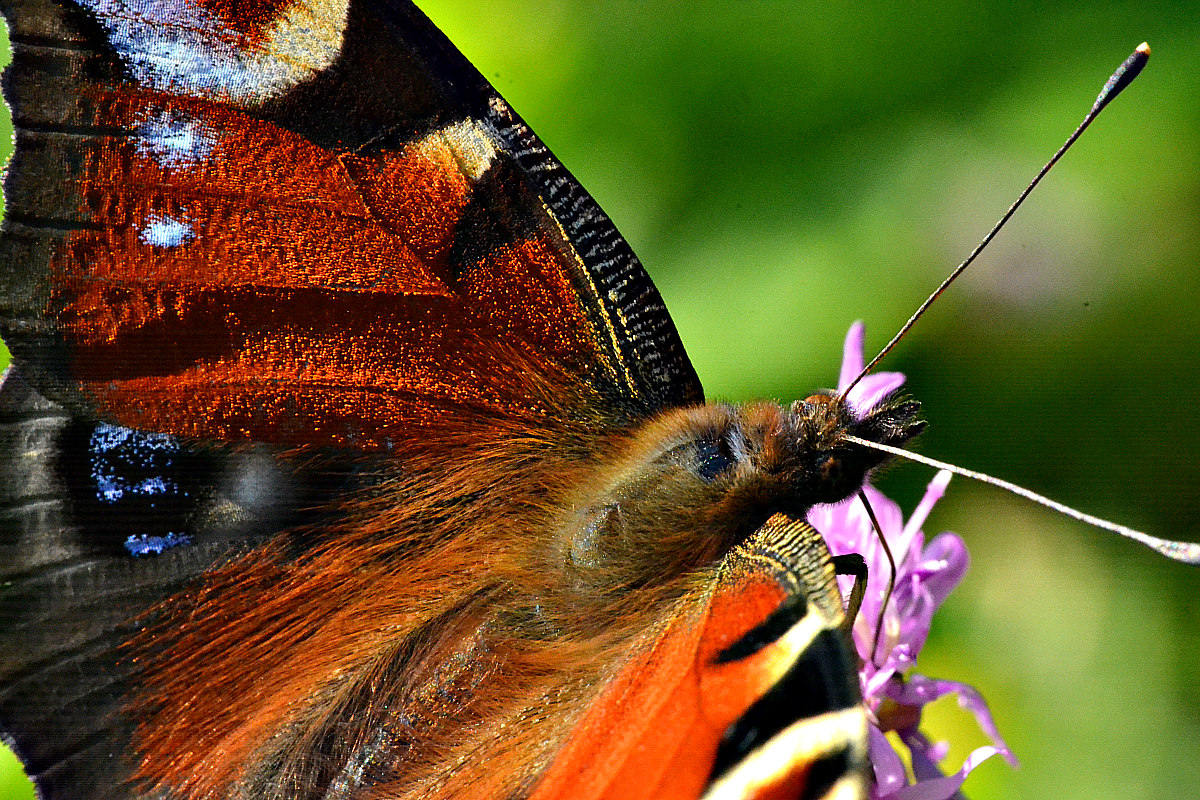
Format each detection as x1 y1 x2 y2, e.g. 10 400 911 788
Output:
830 553 867 633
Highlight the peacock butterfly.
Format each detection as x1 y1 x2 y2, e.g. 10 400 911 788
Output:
0 1 1195 800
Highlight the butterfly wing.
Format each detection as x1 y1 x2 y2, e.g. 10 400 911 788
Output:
0 1 700 795
0 2 866 799
529 516 868 800
0 364 372 797
0 0 701 450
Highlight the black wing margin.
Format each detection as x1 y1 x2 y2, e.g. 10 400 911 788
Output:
265 0 703 410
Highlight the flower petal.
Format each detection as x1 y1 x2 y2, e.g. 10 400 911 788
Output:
889 675 1016 766
834 321 906 416
897 471 952 555
868 725 909 798
847 371 907 417
913 533 970 610
838 320 867 390
881 743 1004 800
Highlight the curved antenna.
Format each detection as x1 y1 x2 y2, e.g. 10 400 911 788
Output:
838 43 1151 402
845 435 1200 565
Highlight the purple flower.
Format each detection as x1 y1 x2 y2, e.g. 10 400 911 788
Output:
808 322 1017 800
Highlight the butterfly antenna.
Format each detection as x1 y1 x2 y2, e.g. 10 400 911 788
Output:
846 436 1200 565
856 489 896 666
838 43 1151 403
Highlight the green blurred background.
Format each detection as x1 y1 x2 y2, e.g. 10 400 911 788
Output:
2 1 1198 797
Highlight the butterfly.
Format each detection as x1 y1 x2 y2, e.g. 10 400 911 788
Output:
0 0 934 798
0 1 1195 800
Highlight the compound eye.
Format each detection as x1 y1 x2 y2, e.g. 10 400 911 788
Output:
694 434 740 482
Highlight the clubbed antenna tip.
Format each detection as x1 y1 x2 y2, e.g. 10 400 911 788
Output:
839 42 1154 402
1093 42 1151 114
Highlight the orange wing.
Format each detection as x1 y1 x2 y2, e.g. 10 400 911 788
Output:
530 516 868 800
0 0 702 449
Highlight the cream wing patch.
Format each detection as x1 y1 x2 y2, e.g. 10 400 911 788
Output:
702 708 869 800
412 118 501 182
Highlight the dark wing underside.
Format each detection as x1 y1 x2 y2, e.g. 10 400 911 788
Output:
0 364 384 797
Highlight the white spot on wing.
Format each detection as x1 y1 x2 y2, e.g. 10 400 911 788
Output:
80 0 351 105
135 109 216 168
140 215 195 247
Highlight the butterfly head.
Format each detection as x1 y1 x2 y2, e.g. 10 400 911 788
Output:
786 391 926 504
558 392 924 602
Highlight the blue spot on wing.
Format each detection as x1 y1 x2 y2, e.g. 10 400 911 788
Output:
89 424 195 557
125 532 192 557
90 423 185 505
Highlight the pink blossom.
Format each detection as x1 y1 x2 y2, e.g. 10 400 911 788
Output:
808 322 1017 800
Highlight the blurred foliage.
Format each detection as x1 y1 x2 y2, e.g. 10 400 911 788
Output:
2 1 1198 798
